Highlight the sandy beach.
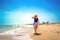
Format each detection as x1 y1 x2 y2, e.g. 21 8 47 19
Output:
0 23 60 40
31 23 60 40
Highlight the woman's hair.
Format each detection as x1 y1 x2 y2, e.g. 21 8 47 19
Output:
34 15 38 17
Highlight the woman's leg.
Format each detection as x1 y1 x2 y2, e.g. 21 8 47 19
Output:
34 25 38 33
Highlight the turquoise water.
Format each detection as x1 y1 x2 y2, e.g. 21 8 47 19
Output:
0 25 33 33
0 25 21 33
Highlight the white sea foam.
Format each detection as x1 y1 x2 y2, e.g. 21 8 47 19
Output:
0 28 26 35
0 25 33 40
0 27 32 40
12 34 32 40
0 25 33 35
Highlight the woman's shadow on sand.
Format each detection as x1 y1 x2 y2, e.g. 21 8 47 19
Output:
33 33 41 35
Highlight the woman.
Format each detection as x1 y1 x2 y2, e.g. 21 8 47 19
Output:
32 15 40 34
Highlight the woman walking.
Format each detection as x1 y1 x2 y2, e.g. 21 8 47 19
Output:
32 15 40 34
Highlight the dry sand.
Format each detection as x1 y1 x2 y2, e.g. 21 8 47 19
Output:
30 23 60 40
0 23 60 40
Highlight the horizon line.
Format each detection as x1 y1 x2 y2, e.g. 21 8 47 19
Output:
0 22 60 25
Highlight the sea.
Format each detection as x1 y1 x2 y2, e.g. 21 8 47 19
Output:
0 25 33 33
0 25 33 40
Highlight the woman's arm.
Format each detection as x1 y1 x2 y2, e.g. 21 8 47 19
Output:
32 16 35 19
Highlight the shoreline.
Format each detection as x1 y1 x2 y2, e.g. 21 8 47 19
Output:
0 23 60 40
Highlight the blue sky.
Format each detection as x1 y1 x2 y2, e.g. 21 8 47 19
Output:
0 0 60 24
